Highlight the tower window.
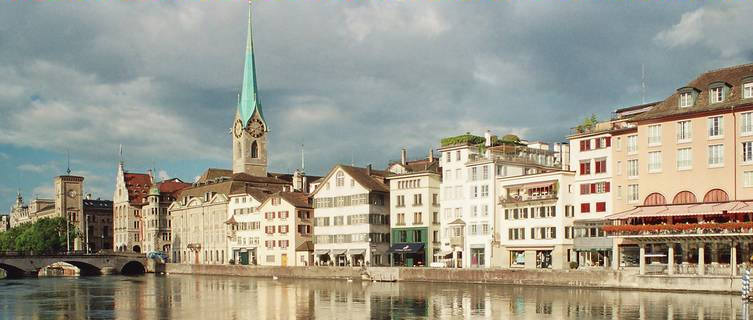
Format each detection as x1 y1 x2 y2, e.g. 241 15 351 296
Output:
251 141 258 159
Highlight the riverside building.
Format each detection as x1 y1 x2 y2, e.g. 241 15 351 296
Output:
566 102 656 268
311 164 390 266
607 63 753 276
438 131 568 268
385 149 441 267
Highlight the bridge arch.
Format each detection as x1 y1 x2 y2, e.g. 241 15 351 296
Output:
121 261 145 275
0 263 27 278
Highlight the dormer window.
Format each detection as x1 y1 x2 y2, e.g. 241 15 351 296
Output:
744 82 753 99
679 92 693 108
710 87 724 104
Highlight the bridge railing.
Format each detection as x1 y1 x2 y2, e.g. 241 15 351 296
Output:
0 250 144 258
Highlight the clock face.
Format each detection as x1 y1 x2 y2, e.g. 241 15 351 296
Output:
233 119 243 138
247 118 265 138
67 190 78 198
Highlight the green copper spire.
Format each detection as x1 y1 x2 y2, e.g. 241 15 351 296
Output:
239 1 265 127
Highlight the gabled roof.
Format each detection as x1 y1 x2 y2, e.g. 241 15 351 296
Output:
197 168 233 184
124 173 152 205
632 63 753 122
388 158 440 176
158 179 191 196
278 192 312 209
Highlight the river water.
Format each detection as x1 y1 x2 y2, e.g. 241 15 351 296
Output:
0 274 746 319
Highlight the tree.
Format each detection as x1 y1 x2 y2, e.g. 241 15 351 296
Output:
576 114 599 133
0 217 78 254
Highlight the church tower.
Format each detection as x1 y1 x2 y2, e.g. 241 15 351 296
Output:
232 1 269 177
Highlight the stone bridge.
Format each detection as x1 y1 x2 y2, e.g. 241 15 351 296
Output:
0 252 148 278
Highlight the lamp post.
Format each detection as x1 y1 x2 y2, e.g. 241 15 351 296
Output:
66 212 70 254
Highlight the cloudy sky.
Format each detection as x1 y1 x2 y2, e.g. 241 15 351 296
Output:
1 1 752 211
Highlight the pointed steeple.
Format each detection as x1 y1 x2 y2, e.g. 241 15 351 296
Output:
239 1 265 128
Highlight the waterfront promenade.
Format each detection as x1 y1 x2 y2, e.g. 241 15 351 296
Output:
161 263 744 295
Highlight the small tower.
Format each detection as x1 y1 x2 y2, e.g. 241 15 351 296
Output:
232 1 268 177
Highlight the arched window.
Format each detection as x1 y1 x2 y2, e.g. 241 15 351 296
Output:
644 193 666 206
672 191 697 204
336 171 344 187
703 189 729 202
251 141 258 159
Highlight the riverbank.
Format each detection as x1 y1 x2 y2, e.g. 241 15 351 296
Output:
163 263 742 294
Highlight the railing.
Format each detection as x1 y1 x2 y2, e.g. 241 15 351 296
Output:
499 194 557 204
604 222 753 236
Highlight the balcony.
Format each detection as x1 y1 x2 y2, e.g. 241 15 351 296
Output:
450 236 464 247
499 193 557 205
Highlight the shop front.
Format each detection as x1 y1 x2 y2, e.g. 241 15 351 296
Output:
388 243 426 267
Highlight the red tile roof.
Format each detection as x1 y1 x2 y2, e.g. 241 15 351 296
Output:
158 179 191 196
124 173 152 205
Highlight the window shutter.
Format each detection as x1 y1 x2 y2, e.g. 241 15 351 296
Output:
606 137 611 147
590 184 596 194
605 182 611 192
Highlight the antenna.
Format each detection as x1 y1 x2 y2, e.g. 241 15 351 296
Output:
641 64 646 104
301 143 305 172
351 151 354 166
66 149 71 175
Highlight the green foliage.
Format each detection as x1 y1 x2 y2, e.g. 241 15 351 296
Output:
500 134 521 144
0 217 78 254
569 261 579 269
440 133 485 147
575 114 599 133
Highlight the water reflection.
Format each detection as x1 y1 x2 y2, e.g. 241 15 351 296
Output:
0 274 745 319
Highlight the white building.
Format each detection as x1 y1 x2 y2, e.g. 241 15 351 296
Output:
495 171 576 269
438 131 568 268
256 192 314 266
226 188 268 265
567 103 655 268
385 149 441 267
311 165 390 266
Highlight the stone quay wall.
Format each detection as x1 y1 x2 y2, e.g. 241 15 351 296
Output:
163 264 742 294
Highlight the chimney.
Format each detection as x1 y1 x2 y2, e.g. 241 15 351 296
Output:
302 176 309 194
366 164 372 176
428 149 434 163
86 193 92 200
401 149 407 165
484 130 492 147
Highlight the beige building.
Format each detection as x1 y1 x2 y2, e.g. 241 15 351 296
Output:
607 63 753 275
113 163 189 253
385 149 441 267
9 175 107 251
256 192 314 266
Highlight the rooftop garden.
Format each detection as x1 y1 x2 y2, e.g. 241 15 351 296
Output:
440 132 526 154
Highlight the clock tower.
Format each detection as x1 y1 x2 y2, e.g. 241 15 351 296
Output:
55 175 84 250
232 1 268 177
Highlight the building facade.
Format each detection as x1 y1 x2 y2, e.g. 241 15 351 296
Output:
385 149 441 267
312 165 390 266
256 192 314 266
606 63 753 275
495 171 576 269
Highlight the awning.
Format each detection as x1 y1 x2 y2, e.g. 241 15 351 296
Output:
347 249 366 255
387 243 424 254
607 202 747 219
314 249 330 255
505 180 556 189
331 249 347 255
731 201 753 213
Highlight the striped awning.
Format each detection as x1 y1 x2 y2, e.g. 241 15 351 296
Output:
608 201 750 220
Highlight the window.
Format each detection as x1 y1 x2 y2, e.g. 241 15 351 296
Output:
679 92 693 108
745 83 753 99
743 113 753 135
628 184 639 203
445 170 451 180
580 203 590 213
579 161 591 175
648 151 662 173
617 161 622 175
627 135 638 154
745 171 753 188
648 125 662 146
677 148 692 170
413 212 422 225
617 186 623 199
432 194 439 205
616 137 622 151
708 116 723 138
594 159 607 174
628 159 639 177
744 142 753 163
470 186 478 198
336 171 344 187
445 152 451 163
708 144 724 167
482 205 489 216
470 167 478 181
413 194 422 206
710 87 724 103
455 150 461 161
481 185 489 197
396 195 405 207
471 206 478 217
595 202 606 212
677 120 692 142
482 166 489 179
